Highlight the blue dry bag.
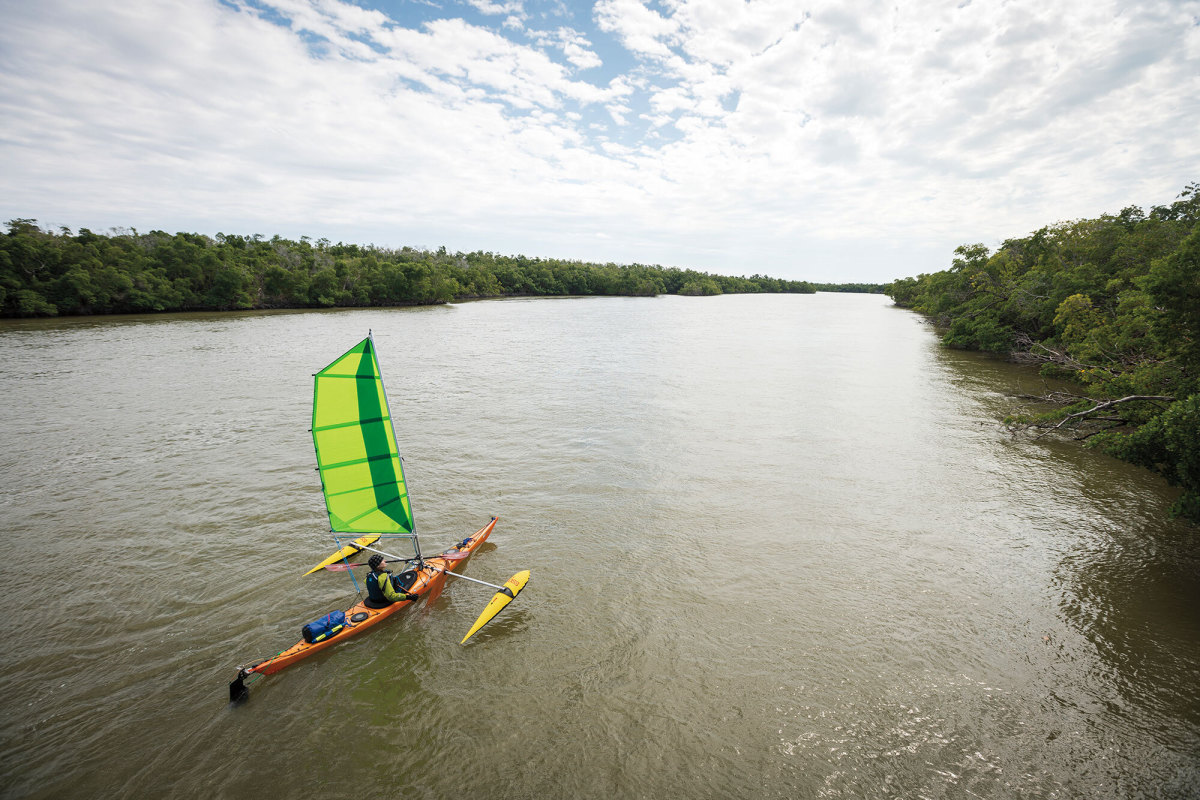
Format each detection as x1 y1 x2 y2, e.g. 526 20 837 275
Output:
301 610 347 644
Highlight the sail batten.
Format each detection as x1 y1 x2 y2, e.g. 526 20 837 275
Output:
324 478 411 498
320 452 404 471
313 415 390 433
312 336 415 534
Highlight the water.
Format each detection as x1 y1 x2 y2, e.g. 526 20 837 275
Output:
0 294 1196 799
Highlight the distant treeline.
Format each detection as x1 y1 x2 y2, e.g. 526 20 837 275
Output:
886 183 1200 523
0 220 816 318
810 283 886 293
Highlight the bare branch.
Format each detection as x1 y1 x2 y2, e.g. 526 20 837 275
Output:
1008 394 1176 439
1049 395 1175 430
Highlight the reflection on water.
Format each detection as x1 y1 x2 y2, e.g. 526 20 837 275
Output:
1057 525 1200 729
0 294 1196 799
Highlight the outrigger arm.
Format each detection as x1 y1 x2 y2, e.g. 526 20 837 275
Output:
358 543 509 592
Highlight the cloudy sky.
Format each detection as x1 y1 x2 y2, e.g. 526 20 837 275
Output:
1 0 1197 283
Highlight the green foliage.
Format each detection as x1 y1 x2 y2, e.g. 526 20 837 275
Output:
0 223 815 317
886 182 1200 523
1095 395 1200 522
943 314 1015 352
679 278 722 296
808 283 887 293
1143 226 1200 376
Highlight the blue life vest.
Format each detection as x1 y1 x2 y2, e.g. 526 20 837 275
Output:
366 569 394 604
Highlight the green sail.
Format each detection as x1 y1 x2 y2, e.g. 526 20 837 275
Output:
311 336 414 534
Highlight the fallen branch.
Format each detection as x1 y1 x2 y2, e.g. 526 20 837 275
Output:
1007 394 1176 438
1049 395 1175 430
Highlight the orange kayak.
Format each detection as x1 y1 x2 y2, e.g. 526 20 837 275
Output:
230 516 497 702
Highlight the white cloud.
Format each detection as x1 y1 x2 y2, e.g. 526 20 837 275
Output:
594 0 680 59
0 0 1196 283
526 26 603 71
465 0 525 17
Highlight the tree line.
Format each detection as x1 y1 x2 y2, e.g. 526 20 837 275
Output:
0 220 818 318
886 183 1200 523
810 282 886 293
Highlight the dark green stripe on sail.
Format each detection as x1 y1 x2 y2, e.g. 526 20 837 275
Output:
355 339 410 531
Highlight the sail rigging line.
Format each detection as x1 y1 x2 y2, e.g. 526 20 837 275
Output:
359 542 422 566
323 558 415 572
341 553 363 594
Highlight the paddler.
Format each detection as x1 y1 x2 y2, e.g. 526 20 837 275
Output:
366 554 420 604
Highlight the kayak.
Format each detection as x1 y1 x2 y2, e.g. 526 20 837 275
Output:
302 533 380 576
230 516 497 702
229 336 528 705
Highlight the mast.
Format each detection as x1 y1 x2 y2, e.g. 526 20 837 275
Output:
369 329 422 563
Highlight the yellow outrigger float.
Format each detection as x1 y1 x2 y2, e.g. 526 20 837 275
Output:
302 534 380 575
230 334 529 703
462 570 531 643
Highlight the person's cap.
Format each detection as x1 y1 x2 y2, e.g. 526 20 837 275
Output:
368 554 384 569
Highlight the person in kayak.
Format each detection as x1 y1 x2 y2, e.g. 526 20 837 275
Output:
365 554 419 605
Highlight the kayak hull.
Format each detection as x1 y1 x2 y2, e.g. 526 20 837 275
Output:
232 517 497 696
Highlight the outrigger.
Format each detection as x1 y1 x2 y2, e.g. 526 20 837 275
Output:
229 334 529 703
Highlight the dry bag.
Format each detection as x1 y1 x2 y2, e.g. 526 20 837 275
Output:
302 610 347 644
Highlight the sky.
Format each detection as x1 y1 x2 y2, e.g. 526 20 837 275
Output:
0 0 1197 283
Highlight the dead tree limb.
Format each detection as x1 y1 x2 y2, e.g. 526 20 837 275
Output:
1007 394 1176 439
1048 396 1175 430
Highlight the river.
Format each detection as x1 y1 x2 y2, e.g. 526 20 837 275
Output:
0 293 1196 798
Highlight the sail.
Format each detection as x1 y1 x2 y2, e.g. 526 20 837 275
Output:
311 336 415 534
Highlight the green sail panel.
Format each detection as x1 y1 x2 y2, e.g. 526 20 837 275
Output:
312 337 414 534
